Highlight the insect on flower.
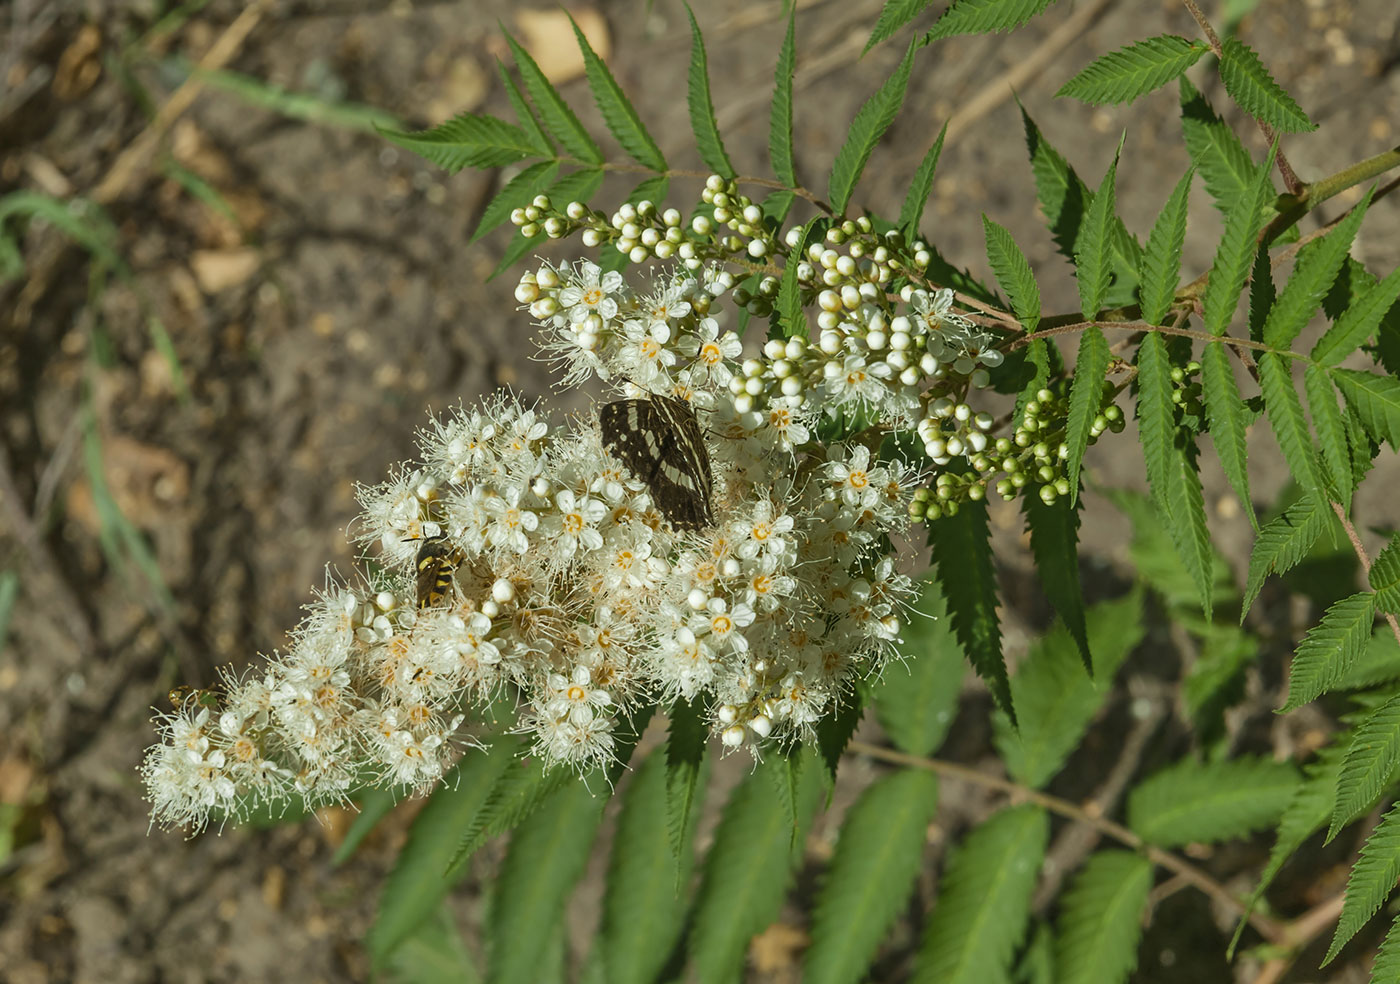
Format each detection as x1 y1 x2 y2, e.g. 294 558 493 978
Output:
413 530 464 609
599 393 714 532
167 686 220 709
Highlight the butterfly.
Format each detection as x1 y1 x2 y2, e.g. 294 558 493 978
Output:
598 394 714 532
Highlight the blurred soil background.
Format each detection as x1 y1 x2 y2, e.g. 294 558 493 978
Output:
1 0 1399 981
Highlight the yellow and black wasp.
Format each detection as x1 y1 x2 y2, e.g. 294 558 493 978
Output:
413 530 464 610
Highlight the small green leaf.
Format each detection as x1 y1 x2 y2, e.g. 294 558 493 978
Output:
1249 247 1276 342
472 160 560 243
689 761 822 983
804 770 940 984
912 805 1048 984
1370 535 1400 615
1306 365 1353 509
1053 851 1154 984
993 591 1144 789
1263 187 1374 349
1331 693 1400 840
867 0 937 50
1065 325 1109 503
368 747 514 961
1259 353 1324 494
1076 150 1120 320
1128 756 1299 847
770 11 797 187
900 123 948 239
488 781 604 984
1202 147 1276 336
1137 167 1193 325
1057 35 1207 106
926 0 1059 41
827 41 916 215
930 500 1011 722
872 575 965 756
504 33 604 164
1326 803 1400 964
775 218 823 338
683 4 734 179
1281 592 1377 711
982 215 1041 332
601 751 694 984
1332 628 1400 692
570 15 666 172
377 114 540 173
1135 332 1176 513
1369 914 1400 981
1022 492 1090 670
1179 77 1254 215
496 58 553 156
1334 369 1400 450
1241 492 1328 619
1218 37 1316 133
1314 266 1400 366
1201 341 1257 529
665 697 708 871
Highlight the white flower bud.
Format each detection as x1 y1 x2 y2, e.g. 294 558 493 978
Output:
515 281 540 304
663 207 682 226
691 215 713 236
744 377 764 397
376 591 396 611
819 331 843 355
717 704 739 725
492 579 515 604
688 587 710 610
784 338 805 360
481 599 500 618
746 239 767 258
764 339 786 359
899 366 920 386
629 246 649 264
749 714 773 739
780 376 803 397
866 329 887 351
566 201 587 220
721 725 746 747
581 228 602 247
733 393 754 414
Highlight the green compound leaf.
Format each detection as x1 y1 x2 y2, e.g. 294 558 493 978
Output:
912 805 1048 984
1281 591 1377 711
804 770 940 984
1058 35 1207 106
1327 803 1400 965
1264 187 1374 349
1075 150 1120 320
1065 325 1110 504
488 781 604 984
368 746 515 961
1241 492 1328 620
1127 755 1299 847
1053 851 1154 984
930 500 1011 723
1219 37 1316 133
472 159 560 243
684 3 734 179
900 123 949 239
1331 693 1400 841
867 0 938 51
665 697 708 872
1179 77 1254 215
993 591 1144 789
927 0 1059 41
689 759 822 983
828 41 916 215
872 575 965 757
982 215 1041 332
601 751 694 984
1137 167 1193 325
1334 369 1400 450
496 58 554 156
1259 353 1325 494
1022 492 1090 671
503 33 603 164
378 113 538 172
770 10 797 187
570 15 666 172
1306 364 1353 510
1201 341 1257 529
1370 534 1400 615
1314 266 1400 366
1202 147 1276 336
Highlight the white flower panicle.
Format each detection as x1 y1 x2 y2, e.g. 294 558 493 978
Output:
144 257 938 832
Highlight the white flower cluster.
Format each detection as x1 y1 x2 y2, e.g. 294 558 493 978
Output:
143 259 926 832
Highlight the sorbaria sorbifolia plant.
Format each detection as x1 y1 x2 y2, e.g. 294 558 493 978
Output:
145 2 1400 981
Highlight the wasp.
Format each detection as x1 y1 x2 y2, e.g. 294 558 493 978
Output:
414 530 464 610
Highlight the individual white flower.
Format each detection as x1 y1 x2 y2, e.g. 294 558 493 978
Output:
827 445 882 508
695 599 756 653
558 260 625 325
545 665 613 725
679 317 741 385
613 318 678 389
483 487 539 555
545 488 607 563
